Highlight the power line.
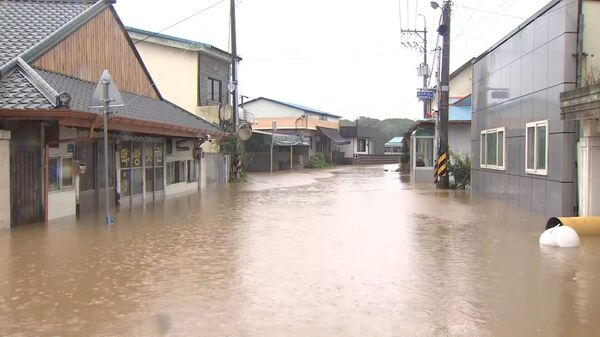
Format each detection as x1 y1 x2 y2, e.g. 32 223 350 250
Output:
133 0 227 45
116 0 230 111
453 4 525 20
451 0 484 41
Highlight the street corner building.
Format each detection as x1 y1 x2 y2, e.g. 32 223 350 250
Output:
471 0 600 217
0 0 224 228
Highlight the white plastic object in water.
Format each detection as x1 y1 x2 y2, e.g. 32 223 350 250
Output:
539 226 559 246
554 226 580 248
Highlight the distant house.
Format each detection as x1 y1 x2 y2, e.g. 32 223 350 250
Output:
334 125 403 165
0 0 222 227
384 137 403 154
243 97 349 170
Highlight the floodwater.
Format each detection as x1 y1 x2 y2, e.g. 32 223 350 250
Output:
1 166 600 336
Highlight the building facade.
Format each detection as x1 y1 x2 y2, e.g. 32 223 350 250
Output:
127 27 234 152
471 0 579 216
0 0 222 227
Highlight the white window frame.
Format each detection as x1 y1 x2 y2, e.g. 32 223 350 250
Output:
525 120 548 176
413 136 435 169
356 138 367 153
480 127 506 170
48 155 74 191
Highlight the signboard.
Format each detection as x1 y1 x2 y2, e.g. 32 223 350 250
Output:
417 90 435 100
90 70 124 109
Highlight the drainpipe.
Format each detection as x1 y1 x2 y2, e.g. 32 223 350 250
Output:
574 0 584 215
575 0 584 88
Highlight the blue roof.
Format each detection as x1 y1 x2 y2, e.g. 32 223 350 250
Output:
385 136 403 147
245 97 342 118
449 105 471 121
449 96 472 121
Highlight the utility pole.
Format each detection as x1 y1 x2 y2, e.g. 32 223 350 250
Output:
229 0 239 180
435 0 451 189
401 15 429 119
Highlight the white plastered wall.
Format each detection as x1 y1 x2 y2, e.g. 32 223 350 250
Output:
165 141 199 197
0 130 10 228
47 127 77 221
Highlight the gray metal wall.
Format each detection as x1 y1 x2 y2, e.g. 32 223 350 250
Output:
471 0 578 217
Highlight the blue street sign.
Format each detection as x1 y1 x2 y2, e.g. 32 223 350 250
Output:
417 90 435 100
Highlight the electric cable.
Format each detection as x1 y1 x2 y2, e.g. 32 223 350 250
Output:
133 0 226 45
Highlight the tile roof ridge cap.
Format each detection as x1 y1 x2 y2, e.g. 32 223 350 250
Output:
16 59 59 107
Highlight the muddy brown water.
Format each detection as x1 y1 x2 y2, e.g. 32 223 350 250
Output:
1 166 599 336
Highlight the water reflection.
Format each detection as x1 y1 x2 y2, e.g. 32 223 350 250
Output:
1 166 600 336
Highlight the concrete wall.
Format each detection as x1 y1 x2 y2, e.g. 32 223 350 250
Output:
449 123 471 156
582 0 600 85
134 42 225 146
579 119 600 215
471 0 578 217
0 130 10 229
135 41 198 113
431 62 473 111
449 65 473 98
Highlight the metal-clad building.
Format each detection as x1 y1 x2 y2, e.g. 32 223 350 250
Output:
471 0 579 216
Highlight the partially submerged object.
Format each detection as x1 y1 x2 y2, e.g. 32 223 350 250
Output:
546 217 600 236
539 225 580 248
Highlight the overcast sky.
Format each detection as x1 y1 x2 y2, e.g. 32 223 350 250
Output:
115 0 551 121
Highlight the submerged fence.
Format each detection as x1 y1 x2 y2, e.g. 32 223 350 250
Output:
353 154 401 165
204 153 229 184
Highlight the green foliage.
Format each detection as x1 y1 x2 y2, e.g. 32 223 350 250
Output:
218 133 237 156
448 151 471 190
308 153 331 169
340 117 415 141
217 127 247 182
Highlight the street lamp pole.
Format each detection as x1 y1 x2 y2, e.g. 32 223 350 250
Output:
102 79 113 224
432 0 451 189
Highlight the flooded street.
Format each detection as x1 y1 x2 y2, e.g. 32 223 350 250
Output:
1 166 600 336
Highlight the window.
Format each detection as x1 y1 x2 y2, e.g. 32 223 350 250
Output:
319 115 327 121
119 141 165 197
357 138 367 152
526 120 548 175
480 127 505 170
167 161 187 184
415 138 433 167
207 78 222 103
187 160 198 182
48 156 73 191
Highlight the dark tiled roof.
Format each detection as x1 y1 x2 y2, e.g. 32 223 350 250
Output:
0 0 97 67
36 69 220 133
0 69 54 109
